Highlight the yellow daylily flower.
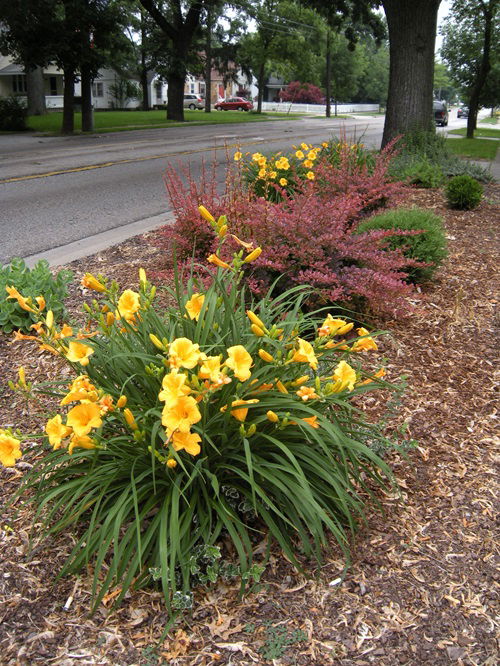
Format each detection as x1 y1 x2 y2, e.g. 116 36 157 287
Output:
66 402 103 437
225 345 253 382
318 315 353 337
279 178 288 186
296 386 319 401
351 327 378 352
66 341 94 366
198 355 223 383
306 171 315 180
45 414 73 449
302 415 319 428
185 293 205 321
221 399 260 422
117 289 140 323
295 150 304 159
0 430 22 467
81 273 107 293
159 370 192 406
171 430 202 456
169 338 202 370
36 295 46 310
331 360 357 392
162 395 202 433
234 151 243 161
291 338 318 370
208 254 232 270
68 434 97 455
5 285 35 312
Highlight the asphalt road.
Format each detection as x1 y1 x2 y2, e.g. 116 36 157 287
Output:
0 112 472 266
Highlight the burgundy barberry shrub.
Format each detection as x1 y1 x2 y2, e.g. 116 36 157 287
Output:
280 81 324 104
154 142 414 316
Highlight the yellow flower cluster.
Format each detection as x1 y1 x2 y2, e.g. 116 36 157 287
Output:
0 430 22 467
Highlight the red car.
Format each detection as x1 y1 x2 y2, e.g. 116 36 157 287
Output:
214 97 254 111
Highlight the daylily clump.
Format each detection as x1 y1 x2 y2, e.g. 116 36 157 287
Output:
4 207 401 616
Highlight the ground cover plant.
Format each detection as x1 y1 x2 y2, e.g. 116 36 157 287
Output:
1 213 402 616
158 140 420 317
357 208 448 283
0 257 73 333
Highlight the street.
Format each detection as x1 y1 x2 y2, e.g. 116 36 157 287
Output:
0 112 471 265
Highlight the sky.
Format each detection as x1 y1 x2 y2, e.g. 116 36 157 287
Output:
436 0 452 54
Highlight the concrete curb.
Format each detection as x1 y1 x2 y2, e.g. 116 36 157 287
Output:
23 211 175 269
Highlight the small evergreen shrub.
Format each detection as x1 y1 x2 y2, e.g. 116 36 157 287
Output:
400 160 445 188
357 208 448 283
0 258 73 333
0 96 28 131
445 174 483 210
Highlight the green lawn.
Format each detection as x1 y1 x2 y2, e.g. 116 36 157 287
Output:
445 137 499 160
479 116 499 125
448 127 500 138
26 109 301 134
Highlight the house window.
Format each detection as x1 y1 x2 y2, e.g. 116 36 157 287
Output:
12 74 27 93
92 82 104 97
199 83 205 96
49 76 58 96
155 83 162 100
190 83 195 94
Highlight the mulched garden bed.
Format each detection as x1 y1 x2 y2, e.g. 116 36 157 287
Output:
0 185 498 666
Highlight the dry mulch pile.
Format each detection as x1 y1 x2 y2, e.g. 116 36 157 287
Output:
0 186 499 666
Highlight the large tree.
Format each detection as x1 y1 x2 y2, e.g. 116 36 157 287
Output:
381 0 441 146
440 0 499 137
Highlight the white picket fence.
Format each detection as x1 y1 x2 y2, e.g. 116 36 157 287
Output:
261 101 380 115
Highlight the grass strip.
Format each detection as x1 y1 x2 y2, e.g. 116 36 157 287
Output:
445 137 498 160
448 127 500 139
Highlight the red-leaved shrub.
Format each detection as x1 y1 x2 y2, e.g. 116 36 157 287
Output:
153 142 416 316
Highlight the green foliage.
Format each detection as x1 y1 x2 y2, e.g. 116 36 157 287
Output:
0 258 72 333
10 231 401 615
400 160 445 188
259 622 308 660
0 96 27 131
445 174 483 210
357 208 448 283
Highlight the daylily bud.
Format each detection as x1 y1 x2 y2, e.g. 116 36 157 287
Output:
258 349 274 363
149 334 164 350
293 375 310 386
45 310 54 330
198 205 216 224
101 304 109 313
123 408 137 430
218 224 228 238
116 395 127 408
106 312 115 326
243 247 262 263
208 254 232 270
246 423 257 436
251 324 265 337
166 458 177 468
276 380 288 394
82 273 107 293
18 366 26 388
266 410 279 423
246 310 266 329
139 268 147 286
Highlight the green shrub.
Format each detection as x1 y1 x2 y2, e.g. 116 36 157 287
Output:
4 212 403 615
0 258 73 333
357 208 448 283
445 174 483 209
0 96 28 131
401 159 445 188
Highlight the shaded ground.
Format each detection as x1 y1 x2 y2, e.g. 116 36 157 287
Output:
0 185 499 666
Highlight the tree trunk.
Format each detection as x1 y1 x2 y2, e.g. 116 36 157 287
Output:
62 68 75 134
81 65 94 132
26 67 46 116
204 6 212 113
381 0 441 147
325 30 331 118
466 0 495 138
140 11 150 111
257 61 265 113
167 69 185 121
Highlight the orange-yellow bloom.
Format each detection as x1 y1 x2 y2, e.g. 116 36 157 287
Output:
185 293 205 321
5 285 35 312
279 177 288 186
162 395 202 433
351 327 378 352
291 338 318 370
318 315 353 337
171 430 202 456
225 345 253 381
306 171 315 180
81 273 106 292
68 434 97 455
117 289 140 323
208 254 232 270
295 150 305 159
36 295 46 310
159 370 192 406
234 151 243 161
0 431 22 467
302 415 319 428
198 355 223 383
331 360 357 392
296 386 319 401
221 399 260 422
66 341 94 366
168 338 201 370
116 395 127 408
66 402 103 436
45 414 73 449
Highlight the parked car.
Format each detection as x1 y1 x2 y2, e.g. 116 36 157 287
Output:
214 97 254 111
183 94 204 110
457 106 469 118
433 100 449 126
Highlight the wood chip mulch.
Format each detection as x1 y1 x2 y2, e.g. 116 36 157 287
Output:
0 186 499 666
